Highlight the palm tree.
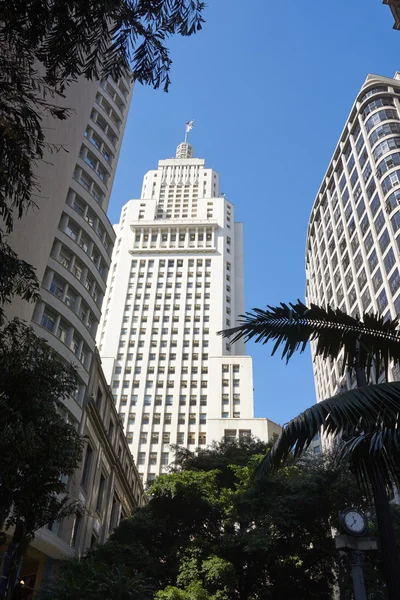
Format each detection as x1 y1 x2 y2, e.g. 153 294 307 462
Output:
220 300 400 600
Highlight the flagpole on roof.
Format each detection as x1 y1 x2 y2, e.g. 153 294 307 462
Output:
184 120 194 143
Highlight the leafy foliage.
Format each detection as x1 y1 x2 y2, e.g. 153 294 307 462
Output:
221 298 400 597
0 0 205 239
261 382 400 485
1 0 205 90
0 320 84 596
39 556 155 600
42 438 382 600
0 241 39 325
220 300 400 381
0 0 206 323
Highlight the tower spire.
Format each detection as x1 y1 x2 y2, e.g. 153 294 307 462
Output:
176 120 194 159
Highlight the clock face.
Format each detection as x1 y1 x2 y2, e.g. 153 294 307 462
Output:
343 510 366 534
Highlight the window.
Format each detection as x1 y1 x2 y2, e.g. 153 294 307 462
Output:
372 268 383 292
377 288 388 312
384 248 396 274
41 311 56 332
389 268 400 295
96 474 106 513
71 512 82 547
379 229 390 253
49 277 64 299
81 444 93 488
368 250 378 273
382 170 400 195
365 108 399 133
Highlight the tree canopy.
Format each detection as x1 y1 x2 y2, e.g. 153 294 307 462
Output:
40 437 393 600
0 0 206 325
0 320 84 599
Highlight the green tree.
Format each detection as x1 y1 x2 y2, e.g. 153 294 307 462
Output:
42 437 377 600
39 556 154 600
221 300 400 599
0 320 84 600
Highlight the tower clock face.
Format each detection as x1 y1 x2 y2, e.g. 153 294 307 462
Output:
342 509 367 535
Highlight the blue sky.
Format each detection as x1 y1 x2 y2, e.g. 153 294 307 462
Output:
108 0 399 426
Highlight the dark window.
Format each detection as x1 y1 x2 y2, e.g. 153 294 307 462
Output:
379 229 390 252
384 249 396 274
391 212 400 233
357 198 366 219
364 231 374 254
81 444 93 488
368 250 378 273
374 210 385 235
372 268 383 292
358 268 367 291
366 179 376 199
96 474 106 513
362 287 371 311
389 268 400 295
377 288 388 312
370 194 380 216
360 214 369 236
96 387 103 409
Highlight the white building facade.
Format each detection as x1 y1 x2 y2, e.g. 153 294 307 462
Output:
306 72 400 401
98 141 280 482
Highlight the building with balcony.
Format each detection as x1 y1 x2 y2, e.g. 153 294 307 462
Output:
1 72 146 591
6 72 132 421
305 72 400 401
98 140 281 484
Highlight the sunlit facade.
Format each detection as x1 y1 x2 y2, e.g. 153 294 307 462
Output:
306 73 400 401
98 141 281 483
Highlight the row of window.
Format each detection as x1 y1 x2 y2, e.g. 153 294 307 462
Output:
114 379 209 389
123 413 207 425
48 272 95 335
120 394 209 407
138 431 207 445
62 215 108 280
40 309 90 368
134 232 213 242
69 190 112 254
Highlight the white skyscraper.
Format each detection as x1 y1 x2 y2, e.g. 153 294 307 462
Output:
306 72 400 401
98 138 280 482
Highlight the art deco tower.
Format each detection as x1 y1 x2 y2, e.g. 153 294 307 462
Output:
98 137 280 482
306 73 400 401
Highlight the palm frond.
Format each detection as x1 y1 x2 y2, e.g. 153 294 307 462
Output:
218 300 400 379
258 381 400 492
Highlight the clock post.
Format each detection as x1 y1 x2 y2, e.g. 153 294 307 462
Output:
335 508 378 600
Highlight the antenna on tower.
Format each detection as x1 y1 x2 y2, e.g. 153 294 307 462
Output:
184 120 194 143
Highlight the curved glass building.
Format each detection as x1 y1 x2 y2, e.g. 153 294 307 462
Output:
306 72 400 401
